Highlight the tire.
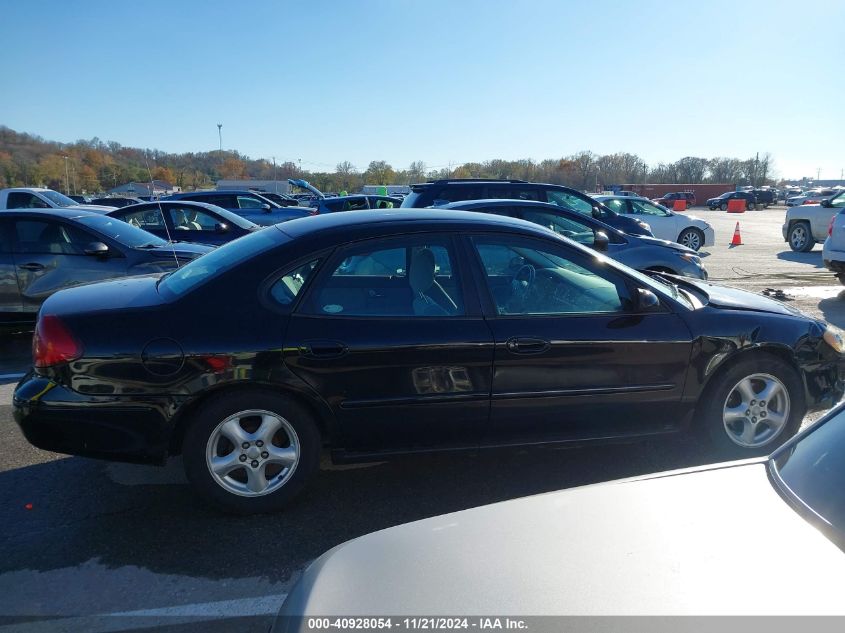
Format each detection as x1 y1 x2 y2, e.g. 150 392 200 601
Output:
747 202 756 211
182 389 321 514
720 203 728 211
697 354 805 458
788 221 815 252
837 274 845 287
678 227 704 251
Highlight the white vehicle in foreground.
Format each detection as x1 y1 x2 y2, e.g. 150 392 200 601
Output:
0 187 116 212
594 195 715 251
822 193 845 283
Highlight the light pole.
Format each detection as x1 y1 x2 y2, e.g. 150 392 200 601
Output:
594 165 600 193
217 124 223 153
63 156 70 194
298 158 302 175
273 156 277 189
817 167 822 182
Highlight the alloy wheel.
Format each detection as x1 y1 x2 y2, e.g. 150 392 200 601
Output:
680 229 702 250
205 409 300 497
790 226 807 250
722 373 790 448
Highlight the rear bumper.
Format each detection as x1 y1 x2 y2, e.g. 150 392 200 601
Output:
822 240 845 274
13 374 176 465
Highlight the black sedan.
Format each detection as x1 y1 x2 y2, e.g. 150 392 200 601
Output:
277 403 845 621
13 210 845 514
107 200 259 246
0 209 211 326
707 191 758 211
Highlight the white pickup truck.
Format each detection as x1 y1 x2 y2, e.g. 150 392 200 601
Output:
782 191 845 252
0 188 116 212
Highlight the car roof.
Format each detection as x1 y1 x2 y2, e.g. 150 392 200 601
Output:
0 208 100 220
593 194 650 202
276 208 557 240
118 200 222 212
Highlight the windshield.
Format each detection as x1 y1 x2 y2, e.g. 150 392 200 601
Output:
158 227 282 298
77 215 168 248
773 407 845 533
41 190 79 207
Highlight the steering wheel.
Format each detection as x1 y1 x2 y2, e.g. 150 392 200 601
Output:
508 264 536 310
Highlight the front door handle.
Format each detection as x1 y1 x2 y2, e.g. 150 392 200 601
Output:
506 337 550 355
301 340 348 359
18 263 45 272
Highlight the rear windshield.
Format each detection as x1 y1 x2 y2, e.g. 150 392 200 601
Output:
158 227 283 298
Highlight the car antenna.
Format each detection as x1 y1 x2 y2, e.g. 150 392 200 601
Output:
143 153 180 269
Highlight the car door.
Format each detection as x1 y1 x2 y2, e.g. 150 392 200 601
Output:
465 232 693 446
0 218 23 319
12 217 129 313
283 233 494 453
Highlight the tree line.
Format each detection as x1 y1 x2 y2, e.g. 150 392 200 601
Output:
0 126 775 195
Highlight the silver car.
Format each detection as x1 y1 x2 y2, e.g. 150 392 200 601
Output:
275 402 845 622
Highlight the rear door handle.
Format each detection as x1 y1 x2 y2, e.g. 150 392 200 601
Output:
301 340 348 359
506 337 550 355
18 263 45 272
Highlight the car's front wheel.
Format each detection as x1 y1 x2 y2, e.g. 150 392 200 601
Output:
678 227 704 251
720 203 728 211
183 390 321 514
699 354 804 457
788 221 815 252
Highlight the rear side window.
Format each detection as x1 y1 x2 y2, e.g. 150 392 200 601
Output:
430 186 482 206
14 220 95 255
269 259 321 306
545 190 594 215
7 192 48 209
485 186 540 201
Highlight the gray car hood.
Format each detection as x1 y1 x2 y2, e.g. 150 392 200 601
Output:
281 462 843 616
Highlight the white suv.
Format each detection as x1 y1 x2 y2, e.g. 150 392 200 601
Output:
783 190 845 252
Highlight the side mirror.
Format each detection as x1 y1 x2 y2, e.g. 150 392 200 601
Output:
214 223 229 233
636 288 661 312
591 207 602 219
593 230 609 252
261 203 272 213
821 199 831 208
84 241 110 257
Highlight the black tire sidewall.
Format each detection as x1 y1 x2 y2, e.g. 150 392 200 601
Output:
182 390 321 514
699 355 805 458
789 222 813 252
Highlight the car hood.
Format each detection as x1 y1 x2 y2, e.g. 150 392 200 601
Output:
279 462 844 617
142 242 213 257
632 234 696 254
677 278 801 315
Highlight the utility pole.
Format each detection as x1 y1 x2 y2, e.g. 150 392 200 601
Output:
817 167 822 182
63 156 70 194
217 123 223 153
272 156 277 189
298 158 302 175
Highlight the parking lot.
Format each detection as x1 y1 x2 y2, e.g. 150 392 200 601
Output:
1 204 844 632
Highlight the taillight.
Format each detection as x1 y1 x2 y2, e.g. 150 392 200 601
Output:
830 217 835 237
33 315 83 368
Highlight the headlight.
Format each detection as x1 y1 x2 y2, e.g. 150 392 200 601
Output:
639 221 652 232
676 252 701 266
824 324 845 353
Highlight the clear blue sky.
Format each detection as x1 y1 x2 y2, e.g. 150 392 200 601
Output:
1 0 842 180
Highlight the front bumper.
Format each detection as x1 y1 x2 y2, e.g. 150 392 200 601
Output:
702 226 715 247
13 373 176 465
803 357 845 413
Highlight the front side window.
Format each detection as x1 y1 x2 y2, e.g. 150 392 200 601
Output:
629 200 670 216
471 236 630 316
14 220 96 255
601 198 628 214
829 192 845 208
7 193 48 209
237 195 267 209
119 207 166 230
303 237 463 317
169 207 220 231
517 208 601 247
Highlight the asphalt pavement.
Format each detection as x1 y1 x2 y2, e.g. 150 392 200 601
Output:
1 204 844 632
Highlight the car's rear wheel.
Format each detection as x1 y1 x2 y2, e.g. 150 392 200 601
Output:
788 221 815 252
182 390 320 514
699 355 804 457
747 202 756 211
719 203 728 211
678 227 704 251
836 274 845 286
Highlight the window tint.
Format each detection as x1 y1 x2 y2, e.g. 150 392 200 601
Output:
472 237 629 316
430 186 482 206
7 192 49 209
237 195 267 209
15 220 95 255
269 259 321 306
545 189 594 215
305 237 463 317
120 207 166 230
169 207 221 231
486 186 540 201
188 194 235 208
602 198 628 214
629 200 670 216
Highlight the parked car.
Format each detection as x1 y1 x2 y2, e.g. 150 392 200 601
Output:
594 195 714 251
107 200 259 246
820 194 845 279
707 191 758 211
783 190 845 252
316 195 403 213
442 199 707 278
164 190 316 226
13 210 845 513
402 179 653 237
68 195 92 204
752 189 777 208
276 402 845 621
89 197 145 208
0 209 211 325
0 187 116 212
787 189 837 207
652 191 696 209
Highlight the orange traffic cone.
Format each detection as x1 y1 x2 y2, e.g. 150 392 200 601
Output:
730 222 742 246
